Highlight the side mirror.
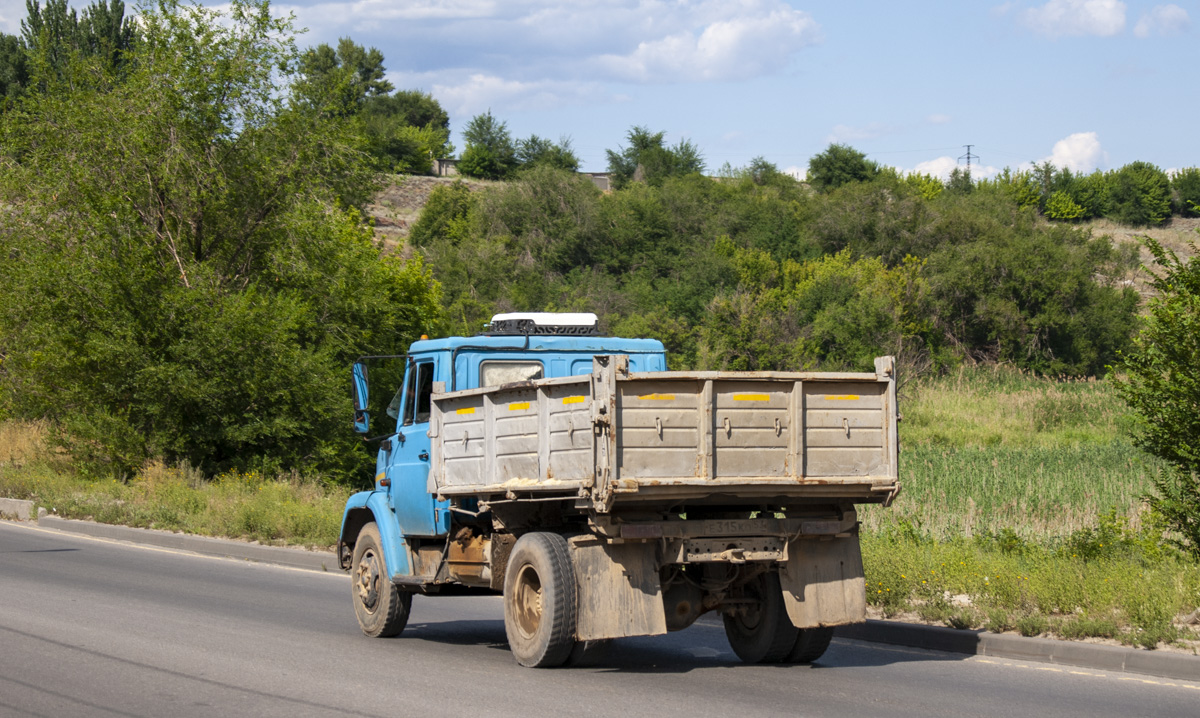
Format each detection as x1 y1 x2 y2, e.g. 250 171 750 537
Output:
352 362 370 434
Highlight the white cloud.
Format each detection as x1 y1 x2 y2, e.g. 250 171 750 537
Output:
906 156 1000 181
1042 131 1106 171
422 73 609 116
825 122 891 144
926 114 952 125
286 1 819 89
784 166 807 181
596 4 818 83
280 0 498 24
1134 4 1190 37
1021 0 1126 37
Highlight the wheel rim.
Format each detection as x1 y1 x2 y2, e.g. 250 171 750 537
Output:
355 548 381 613
512 563 543 639
732 575 766 632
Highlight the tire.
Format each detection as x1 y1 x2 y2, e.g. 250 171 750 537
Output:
723 570 799 663
503 532 578 668
784 626 834 664
351 522 412 638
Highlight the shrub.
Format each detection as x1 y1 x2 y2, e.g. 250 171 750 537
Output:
1172 167 1200 217
807 143 880 192
1107 161 1172 227
1116 238 1200 557
1016 614 1049 637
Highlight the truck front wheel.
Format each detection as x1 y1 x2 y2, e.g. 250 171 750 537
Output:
351 522 412 638
723 570 798 663
503 532 578 668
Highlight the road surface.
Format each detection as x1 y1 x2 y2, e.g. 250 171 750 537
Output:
2 520 1196 717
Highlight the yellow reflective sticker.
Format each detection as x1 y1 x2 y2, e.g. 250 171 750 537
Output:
375 472 385 482
509 402 531 411
733 393 770 401
638 393 675 400
824 395 860 401
562 396 585 404
456 407 476 414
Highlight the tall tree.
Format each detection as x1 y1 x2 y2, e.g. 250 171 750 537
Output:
0 0 441 481
605 125 705 189
515 134 579 171
458 110 517 179
298 36 392 114
806 143 880 192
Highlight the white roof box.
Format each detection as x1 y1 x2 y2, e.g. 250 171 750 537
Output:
486 312 599 336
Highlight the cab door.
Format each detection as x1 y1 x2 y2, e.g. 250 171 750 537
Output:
385 358 446 537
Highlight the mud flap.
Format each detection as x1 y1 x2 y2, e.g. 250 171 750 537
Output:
569 537 667 641
779 536 866 628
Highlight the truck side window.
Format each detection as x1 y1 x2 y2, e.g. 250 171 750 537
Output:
480 361 543 387
404 362 435 425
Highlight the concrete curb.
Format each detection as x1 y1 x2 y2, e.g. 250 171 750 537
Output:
14 509 1199 682
0 497 34 521
836 620 1200 682
34 514 339 573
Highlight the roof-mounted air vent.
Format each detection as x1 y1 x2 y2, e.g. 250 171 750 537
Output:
484 312 600 336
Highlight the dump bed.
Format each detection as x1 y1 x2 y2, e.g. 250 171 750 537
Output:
428 356 899 511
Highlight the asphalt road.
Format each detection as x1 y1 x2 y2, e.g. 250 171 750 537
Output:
2 521 1198 718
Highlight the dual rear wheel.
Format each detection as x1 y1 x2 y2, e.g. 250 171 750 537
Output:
722 571 834 664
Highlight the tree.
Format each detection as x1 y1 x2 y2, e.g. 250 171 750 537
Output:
0 0 137 100
458 110 517 179
515 134 579 171
1107 161 1172 227
1044 190 1085 221
0 0 442 481
605 125 705 189
1172 167 1200 217
1116 237 1200 556
298 36 392 114
0 33 29 100
365 89 449 130
806 143 880 192
946 167 973 195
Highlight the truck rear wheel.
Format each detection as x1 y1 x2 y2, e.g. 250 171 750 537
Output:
351 522 412 638
504 532 577 668
723 570 798 663
784 626 835 664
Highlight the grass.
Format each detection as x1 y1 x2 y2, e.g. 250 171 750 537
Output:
0 421 349 548
863 364 1162 538
858 365 1198 649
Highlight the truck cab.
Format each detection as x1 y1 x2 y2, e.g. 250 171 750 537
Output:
339 313 666 580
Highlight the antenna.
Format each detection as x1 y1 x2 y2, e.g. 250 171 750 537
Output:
958 144 980 174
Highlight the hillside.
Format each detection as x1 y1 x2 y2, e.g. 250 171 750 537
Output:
366 175 493 254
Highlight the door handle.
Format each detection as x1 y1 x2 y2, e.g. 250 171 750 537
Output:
419 451 429 461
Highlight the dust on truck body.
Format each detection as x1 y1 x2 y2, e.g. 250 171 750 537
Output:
338 313 899 667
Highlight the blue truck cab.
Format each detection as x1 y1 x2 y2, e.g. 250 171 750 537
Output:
338 313 666 586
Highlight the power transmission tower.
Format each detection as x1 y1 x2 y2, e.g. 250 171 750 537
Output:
958 145 980 174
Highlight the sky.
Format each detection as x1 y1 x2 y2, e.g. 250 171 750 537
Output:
2 0 1196 176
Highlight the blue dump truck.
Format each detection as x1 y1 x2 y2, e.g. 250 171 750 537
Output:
340 313 900 667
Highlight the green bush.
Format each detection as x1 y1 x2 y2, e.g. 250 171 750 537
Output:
1117 238 1200 557
1172 167 1200 217
1107 161 1172 227
806 143 880 192
926 222 1138 376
